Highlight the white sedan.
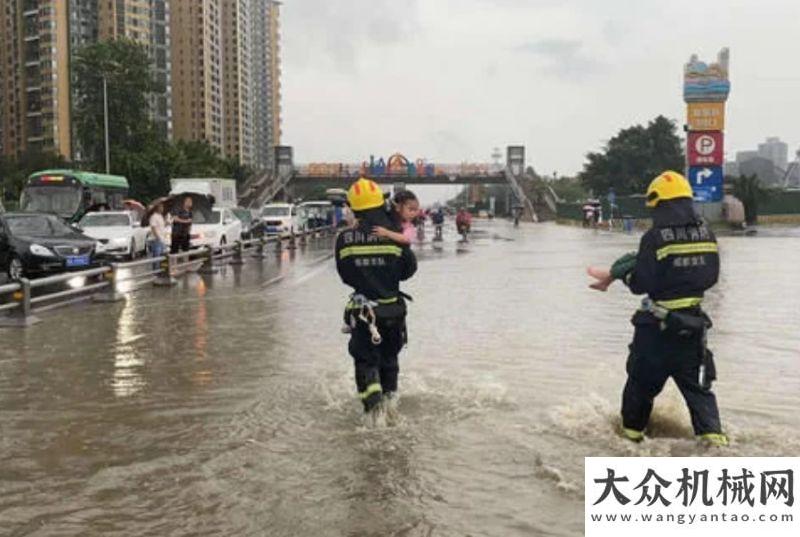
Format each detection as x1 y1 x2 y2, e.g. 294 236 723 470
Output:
79 211 149 260
190 207 243 249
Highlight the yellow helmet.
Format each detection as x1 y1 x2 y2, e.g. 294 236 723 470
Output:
347 177 385 212
646 171 693 208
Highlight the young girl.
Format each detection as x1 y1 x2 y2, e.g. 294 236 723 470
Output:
373 190 420 245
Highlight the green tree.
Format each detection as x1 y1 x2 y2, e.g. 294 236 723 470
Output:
579 115 685 196
0 150 70 205
731 173 771 225
73 39 161 169
549 176 587 203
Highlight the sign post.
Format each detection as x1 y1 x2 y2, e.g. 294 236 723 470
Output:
684 49 731 217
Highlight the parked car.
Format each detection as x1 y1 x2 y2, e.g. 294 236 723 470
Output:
260 203 300 235
190 207 242 249
78 210 149 260
297 201 334 231
231 207 265 239
0 212 97 280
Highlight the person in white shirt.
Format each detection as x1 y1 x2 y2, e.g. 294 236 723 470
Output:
148 204 167 267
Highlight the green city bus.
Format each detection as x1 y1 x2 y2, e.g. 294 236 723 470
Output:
20 169 129 222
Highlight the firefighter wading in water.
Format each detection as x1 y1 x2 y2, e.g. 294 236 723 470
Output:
336 178 417 423
607 171 728 447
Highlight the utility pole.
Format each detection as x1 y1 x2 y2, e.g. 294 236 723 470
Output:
103 75 110 174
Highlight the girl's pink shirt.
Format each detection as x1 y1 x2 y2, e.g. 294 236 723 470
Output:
401 221 416 243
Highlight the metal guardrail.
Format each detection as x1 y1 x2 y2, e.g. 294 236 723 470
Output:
0 225 338 328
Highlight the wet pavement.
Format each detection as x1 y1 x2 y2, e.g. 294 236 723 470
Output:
1 222 799 536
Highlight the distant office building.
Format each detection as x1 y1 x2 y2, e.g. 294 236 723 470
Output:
170 0 225 151
723 161 740 178
0 1 72 158
736 150 758 164
757 137 788 172
251 0 282 171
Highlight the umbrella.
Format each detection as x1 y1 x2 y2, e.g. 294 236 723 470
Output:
141 192 214 227
123 199 146 214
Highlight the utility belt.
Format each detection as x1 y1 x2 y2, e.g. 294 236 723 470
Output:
344 293 410 346
638 297 711 336
638 297 717 389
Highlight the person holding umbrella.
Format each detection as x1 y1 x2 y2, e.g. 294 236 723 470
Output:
171 196 193 253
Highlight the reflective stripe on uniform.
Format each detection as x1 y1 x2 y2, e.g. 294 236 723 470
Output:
655 297 703 310
339 245 403 259
655 242 718 261
346 296 398 310
360 382 382 400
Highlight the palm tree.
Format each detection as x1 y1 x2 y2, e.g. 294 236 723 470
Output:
731 174 771 225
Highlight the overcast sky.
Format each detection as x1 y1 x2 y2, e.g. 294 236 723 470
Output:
282 0 800 184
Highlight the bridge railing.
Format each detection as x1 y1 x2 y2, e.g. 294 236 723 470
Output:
0 225 338 328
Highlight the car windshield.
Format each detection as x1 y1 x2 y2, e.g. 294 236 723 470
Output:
232 209 251 223
20 185 82 216
5 214 74 237
80 213 130 227
193 210 221 225
262 206 290 217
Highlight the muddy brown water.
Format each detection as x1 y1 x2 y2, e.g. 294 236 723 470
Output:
1 223 798 536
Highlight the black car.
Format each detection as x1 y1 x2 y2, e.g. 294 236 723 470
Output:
0 212 97 280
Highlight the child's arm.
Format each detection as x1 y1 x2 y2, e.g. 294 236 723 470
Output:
587 252 637 292
373 226 411 246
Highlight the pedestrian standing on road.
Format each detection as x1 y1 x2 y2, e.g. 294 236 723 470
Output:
148 203 168 268
336 178 417 426
171 196 193 253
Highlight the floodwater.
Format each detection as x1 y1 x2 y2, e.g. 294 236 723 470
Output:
1 222 799 537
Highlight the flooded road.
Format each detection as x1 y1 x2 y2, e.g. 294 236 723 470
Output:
1 222 799 536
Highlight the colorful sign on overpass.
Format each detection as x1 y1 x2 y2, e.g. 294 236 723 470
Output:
296 153 502 179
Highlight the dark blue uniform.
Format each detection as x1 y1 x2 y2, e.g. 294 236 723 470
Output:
620 198 724 441
335 211 417 411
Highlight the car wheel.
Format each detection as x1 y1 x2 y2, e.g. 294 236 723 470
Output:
8 255 24 281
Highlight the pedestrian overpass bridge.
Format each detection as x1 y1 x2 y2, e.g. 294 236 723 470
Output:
239 146 538 220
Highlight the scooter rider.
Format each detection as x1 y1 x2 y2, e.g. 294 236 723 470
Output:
336 178 418 419
614 171 727 447
431 207 445 241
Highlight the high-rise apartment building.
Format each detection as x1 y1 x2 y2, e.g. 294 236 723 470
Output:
0 0 72 159
2 0 280 167
99 0 151 43
170 0 281 169
97 0 172 139
222 0 254 165
150 0 172 139
170 0 224 151
251 0 281 171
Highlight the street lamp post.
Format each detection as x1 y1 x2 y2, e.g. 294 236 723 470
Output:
103 74 110 174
